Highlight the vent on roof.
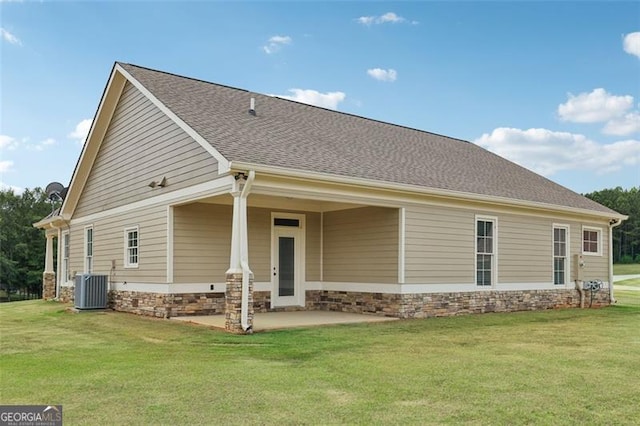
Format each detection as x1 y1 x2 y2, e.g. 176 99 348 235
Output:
249 97 256 116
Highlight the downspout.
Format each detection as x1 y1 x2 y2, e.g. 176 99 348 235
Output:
240 170 255 332
609 219 623 304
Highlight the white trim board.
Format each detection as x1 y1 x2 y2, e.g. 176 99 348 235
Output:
103 280 602 295
69 177 234 225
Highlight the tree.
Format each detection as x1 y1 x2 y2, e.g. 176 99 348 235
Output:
584 186 640 263
0 188 57 299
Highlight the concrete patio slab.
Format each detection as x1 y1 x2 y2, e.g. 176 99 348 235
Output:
171 311 398 331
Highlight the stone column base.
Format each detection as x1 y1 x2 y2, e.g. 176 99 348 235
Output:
43 272 56 300
225 272 254 334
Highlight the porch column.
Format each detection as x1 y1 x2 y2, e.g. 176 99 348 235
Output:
43 231 56 300
225 173 254 334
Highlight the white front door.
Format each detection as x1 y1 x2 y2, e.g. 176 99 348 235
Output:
271 213 305 307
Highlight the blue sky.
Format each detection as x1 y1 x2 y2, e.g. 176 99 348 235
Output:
1 1 639 196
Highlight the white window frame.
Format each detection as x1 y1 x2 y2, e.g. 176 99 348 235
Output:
84 225 94 273
582 226 602 256
124 226 139 269
62 231 70 283
475 215 498 287
552 224 570 286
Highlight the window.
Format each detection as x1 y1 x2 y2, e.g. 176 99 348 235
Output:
274 218 300 227
553 225 568 285
62 232 70 282
582 227 601 255
124 227 139 268
85 226 93 273
476 217 497 287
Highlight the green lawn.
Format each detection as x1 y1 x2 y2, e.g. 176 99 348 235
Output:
613 263 640 275
1 295 639 425
615 278 640 288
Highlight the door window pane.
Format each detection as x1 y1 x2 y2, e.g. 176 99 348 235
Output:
278 237 295 297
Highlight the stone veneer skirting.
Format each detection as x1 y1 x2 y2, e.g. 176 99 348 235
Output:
58 286 611 319
109 290 226 318
303 289 610 318
42 272 56 300
251 288 609 317
59 286 75 303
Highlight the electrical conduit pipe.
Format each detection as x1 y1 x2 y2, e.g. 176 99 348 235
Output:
609 219 623 304
239 170 255 333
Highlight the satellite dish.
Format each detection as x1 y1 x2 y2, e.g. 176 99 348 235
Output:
45 182 64 202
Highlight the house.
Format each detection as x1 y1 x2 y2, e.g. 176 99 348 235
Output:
34 63 626 333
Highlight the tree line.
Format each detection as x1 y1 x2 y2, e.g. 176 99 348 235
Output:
0 188 57 301
584 186 640 264
0 186 638 301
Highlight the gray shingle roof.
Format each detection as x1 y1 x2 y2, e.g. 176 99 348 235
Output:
119 63 617 215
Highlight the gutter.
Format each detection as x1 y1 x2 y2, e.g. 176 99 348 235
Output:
228 161 627 222
240 170 255 333
609 219 624 304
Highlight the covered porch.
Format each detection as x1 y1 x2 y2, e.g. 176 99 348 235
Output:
169 172 404 333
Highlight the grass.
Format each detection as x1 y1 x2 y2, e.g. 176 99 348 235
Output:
1 295 639 425
615 278 640 288
613 263 640 275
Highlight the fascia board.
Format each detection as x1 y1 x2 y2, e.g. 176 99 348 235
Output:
229 161 628 222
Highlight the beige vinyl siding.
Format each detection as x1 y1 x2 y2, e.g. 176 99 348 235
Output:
405 203 612 286
404 205 474 284
74 82 218 217
173 203 321 284
68 225 85 280
305 212 321 281
571 221 609 281
498 214 552 283
499 217 609 284
247 208 271 283
323 207 398 283
173 203 231 283
67 205 167 282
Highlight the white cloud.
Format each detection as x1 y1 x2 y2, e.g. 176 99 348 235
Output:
475 127 640 176
0 181 23 194
623 32 640 58
557 88 633 123
0 134 19 150
0 160 14 173
68 119 92 144
0 28 21 46
263 35 292 54
378 12 404 24
26 138 57 152
603 111 640 136
356 12 411 26
271 89 346 110
367 68 397 82
356 16 375 25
